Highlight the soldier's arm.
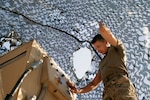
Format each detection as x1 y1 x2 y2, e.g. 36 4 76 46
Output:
69 70 101 94
78 70 101 94
99 22 118 46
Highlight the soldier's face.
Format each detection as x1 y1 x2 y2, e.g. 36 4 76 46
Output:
93 40 108 54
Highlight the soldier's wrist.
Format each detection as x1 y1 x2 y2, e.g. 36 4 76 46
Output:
77 89 83 94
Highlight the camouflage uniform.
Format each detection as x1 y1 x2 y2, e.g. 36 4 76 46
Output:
99 40 137 100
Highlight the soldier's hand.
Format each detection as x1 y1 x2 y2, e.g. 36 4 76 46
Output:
99 21 110 33
66 81 81 94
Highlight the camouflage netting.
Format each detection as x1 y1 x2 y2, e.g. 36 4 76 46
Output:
0 0 150 99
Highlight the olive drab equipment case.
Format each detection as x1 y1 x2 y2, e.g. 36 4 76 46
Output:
0 40 76 100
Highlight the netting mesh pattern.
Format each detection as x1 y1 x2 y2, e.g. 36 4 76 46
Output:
0 0 150 99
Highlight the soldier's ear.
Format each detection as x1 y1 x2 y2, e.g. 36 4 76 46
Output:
106 41 110 47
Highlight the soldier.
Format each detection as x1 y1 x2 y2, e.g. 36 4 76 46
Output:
67 22 137 100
